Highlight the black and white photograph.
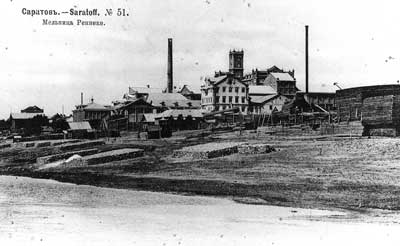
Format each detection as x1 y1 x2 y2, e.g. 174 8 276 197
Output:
1 0 400 245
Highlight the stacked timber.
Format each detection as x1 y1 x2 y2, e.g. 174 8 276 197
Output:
172 142 243 159
336 84 400 122
59 140 105 151
36 148 99 165
173 142 277 159
82 148 144 166
237 143 275 154
362 95 396 125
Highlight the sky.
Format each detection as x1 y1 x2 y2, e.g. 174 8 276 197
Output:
1 0 400 119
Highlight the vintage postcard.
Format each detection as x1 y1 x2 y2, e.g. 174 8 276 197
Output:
1 0 400 245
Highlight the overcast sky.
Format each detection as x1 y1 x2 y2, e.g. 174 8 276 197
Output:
0 0 400 118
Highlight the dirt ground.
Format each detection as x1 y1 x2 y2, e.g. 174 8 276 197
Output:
2 130 400 211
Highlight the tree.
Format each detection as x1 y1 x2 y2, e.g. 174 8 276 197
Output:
26 115 49 136
50 114 69 132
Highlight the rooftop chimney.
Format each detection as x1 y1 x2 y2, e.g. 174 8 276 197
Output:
167 38 173 93
305 25 309 94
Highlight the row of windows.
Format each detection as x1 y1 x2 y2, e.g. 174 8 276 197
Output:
215 105 247 112
202 96 247 104
201 97 213 103
216 96 246 103
215 87 246 93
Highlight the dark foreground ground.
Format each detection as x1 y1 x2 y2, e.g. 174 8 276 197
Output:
2 130 400 211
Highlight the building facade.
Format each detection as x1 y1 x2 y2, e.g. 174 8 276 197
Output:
249 95 289 115
263 72 298 97
72 99 112 129
242 66 295 85
201 74 249 113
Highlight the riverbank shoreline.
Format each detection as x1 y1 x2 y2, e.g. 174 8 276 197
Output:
2 133 400 213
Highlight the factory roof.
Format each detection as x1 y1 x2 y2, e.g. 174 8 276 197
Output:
10 113 45 120
249 85 277 95
155 109 204 120
68 121 92 130
270 72 295 82
250 95 280 104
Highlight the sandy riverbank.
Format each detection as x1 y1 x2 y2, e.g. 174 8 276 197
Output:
1 175 400 246
3 133 400 212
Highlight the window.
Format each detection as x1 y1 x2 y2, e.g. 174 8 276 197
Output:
222 96 226 103
229 96 232 103
222 87 226 92
216 96 220 103
235 87 239 93
235 96 239 103
215 106 219 111
215 87 219 93
242 106 246 112
241 97 245 103
269 105 273 110
242 87 245 93
229 87 232 93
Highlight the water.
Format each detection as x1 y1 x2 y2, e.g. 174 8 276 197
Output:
0 175 400 246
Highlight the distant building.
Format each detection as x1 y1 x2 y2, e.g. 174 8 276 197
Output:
297 92 336 112
249 94 290 115
21 105 44 113
155 109 204 131
9 112 46 132
201 73 249 113
263 72 298 97
9 105 46 132
248 84 288 115
124 86 200 110
242 66 295 86
176 85 201 100
110 98 156 130
72 99 112 130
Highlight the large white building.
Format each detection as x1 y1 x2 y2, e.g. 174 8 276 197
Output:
201 74 249 113
201 50 249 113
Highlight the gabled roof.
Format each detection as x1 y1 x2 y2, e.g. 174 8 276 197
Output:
10 113 44 120
155 109 204 120
249 85 277 95
270 72 295 82
147 93 191 108
250 95 280 104
267 66 284 73
84 102 112 111
21 105 44 113
68 121 92 130
142 113 157 122
206 75 228 85
113 98 154 110
204 75 247 87
129 86 164 94
177 85 200 94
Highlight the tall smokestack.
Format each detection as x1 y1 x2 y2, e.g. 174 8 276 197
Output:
167 38 173 93
305 25 309 94
81 92 83 105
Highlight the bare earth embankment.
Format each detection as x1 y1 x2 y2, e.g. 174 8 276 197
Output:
2 131 400 211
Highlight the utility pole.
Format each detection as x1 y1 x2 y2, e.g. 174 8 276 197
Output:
305 25 309 94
